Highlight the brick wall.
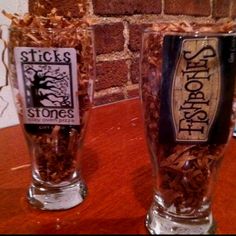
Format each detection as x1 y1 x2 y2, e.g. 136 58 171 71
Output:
29 0 236 106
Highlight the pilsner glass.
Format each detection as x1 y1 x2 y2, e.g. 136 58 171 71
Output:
140 23 236 234
6 25 95 210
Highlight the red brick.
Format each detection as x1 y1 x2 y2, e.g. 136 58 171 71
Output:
92 0 161 15
213 0 230 18
130 58 140 84
94 23 124 55
129 24 152 52
95 60 128 91
127 87 140 99
94 91 125 106
28 0 86 17
231 0 236 18
164 0 211 16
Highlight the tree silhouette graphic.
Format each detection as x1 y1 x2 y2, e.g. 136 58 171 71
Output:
24 65 71 108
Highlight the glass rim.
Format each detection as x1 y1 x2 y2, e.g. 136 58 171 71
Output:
7 25 94 33
142 27 236 37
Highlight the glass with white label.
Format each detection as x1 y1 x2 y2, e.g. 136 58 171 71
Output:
140 24 236 234
7 26 95 210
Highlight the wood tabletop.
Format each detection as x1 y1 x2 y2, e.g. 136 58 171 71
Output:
0 98 236 234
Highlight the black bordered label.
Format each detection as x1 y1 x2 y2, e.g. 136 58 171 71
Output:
159 35 236 144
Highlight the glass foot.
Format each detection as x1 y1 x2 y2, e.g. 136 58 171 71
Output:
146 206 216 235
28 180 87 210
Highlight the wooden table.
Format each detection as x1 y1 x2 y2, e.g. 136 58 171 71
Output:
0 98 236 234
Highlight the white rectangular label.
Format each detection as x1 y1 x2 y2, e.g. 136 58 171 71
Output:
14 47 80 125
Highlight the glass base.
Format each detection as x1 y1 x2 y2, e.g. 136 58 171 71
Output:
146 204 216 235
28 180 87 210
